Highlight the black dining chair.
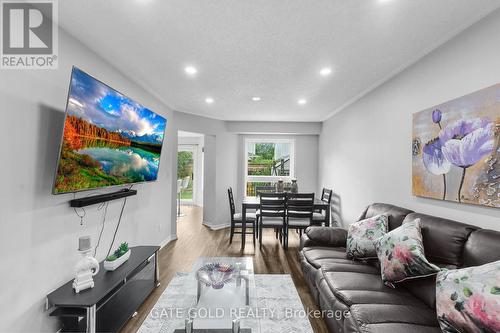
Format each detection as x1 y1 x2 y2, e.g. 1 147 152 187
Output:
313 188 332 226
228 187 256 245
258 192 287 249
285 193 314 248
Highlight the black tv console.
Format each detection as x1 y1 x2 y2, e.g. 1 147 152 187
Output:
46 246 160 333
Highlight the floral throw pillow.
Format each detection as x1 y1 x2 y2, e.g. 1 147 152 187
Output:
374 218 440 287
346 214 388 260
436 261 500 333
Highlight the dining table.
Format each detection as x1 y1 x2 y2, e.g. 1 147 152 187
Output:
240 196 331 250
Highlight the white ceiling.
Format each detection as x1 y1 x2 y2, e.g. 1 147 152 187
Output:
58 0 500 122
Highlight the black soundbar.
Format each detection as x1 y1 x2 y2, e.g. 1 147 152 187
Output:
70 189 137 208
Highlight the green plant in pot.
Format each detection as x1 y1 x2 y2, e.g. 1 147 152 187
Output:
104 242 130 271
106 242 129 261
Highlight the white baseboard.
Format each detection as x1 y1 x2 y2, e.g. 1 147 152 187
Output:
160 234 178 248
202 221 231 230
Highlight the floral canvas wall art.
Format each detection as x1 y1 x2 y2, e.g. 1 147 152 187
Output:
412 84 500 208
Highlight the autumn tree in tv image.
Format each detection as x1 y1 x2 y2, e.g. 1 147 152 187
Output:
54 68 167 194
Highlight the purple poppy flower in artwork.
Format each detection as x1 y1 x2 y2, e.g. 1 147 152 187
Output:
432 109 442 124
423 137 450 200
439 118 495 168
422 138 451 175
439 118 495 202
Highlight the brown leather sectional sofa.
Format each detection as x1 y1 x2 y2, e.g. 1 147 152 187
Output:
299 203 500 333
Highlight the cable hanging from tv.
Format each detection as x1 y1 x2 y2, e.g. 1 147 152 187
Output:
71 185 132 259
94 201 109 257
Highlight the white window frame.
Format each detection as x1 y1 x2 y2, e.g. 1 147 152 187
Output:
244 138 295 197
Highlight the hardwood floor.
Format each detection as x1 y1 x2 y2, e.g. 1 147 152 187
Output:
122 206 329 333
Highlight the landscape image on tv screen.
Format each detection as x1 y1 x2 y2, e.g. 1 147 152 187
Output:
53 67 167 194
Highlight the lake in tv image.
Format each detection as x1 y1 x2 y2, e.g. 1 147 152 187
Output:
54 68 167 194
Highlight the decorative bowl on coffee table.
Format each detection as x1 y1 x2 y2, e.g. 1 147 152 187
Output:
195 262 235 289
186 257 255 332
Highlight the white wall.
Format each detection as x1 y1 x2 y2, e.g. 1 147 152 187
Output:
318 9 500 230
0 30 176 332
171 112 239 229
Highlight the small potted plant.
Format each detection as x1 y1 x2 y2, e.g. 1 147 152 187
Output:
104 242 131 271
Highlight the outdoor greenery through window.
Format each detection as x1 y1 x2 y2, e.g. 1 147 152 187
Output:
177 150 193 200
245 139 294 196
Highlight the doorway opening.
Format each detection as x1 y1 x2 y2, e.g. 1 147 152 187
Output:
177 131 204 221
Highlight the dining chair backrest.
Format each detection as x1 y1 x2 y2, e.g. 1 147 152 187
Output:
258 192 286 218
286 193 315 220
321 188 333 204
228 187 236 216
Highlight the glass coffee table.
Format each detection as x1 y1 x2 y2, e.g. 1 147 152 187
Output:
172 257 257 333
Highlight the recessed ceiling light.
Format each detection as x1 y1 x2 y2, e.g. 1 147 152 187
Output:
205 97 214 104
319 67 332 76
252 97 261 101
298 99 307 105
184 66 197 76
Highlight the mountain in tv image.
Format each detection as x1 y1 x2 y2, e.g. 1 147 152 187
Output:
118 129 164 145
54 68 167 194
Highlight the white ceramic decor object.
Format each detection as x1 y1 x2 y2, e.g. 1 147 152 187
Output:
104 250 131 271
73 248 99 293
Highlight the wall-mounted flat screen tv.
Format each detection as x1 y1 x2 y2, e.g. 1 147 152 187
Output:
53 67 167 194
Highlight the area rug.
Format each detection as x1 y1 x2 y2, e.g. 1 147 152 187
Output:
138 273 314 333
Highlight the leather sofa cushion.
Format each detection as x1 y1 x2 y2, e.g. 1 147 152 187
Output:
345 322 441 333
300 251 320 303
315 263 380 303
302 247 349 269
402 213 478 267
358 203 413 231
400 275 437 309
317 277 350 333
347 304 440 333
303 227 348 247
463 229 500 267
336 289 424 307
320 262 380 275
321 270 426 308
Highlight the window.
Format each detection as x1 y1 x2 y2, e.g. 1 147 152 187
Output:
245 139 295 196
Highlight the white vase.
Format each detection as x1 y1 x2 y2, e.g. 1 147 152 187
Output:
277 179 284 192
104 250 131 271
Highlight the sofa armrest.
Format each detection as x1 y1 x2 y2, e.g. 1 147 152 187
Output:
300 226 348 249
